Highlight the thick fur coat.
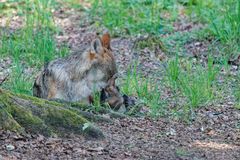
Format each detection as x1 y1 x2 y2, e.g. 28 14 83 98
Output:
33 33 118 103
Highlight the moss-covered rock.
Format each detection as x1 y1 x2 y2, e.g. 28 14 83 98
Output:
0 88 105 139
0 106 24 133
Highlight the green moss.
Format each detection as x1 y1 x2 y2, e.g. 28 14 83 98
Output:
67 107 113 123
0 89 63 108
0 89 105 139
0 107 24 133
0 89 52 136
15 91 65 107
46 106 88 130
70 102 90 110
7 104 53 136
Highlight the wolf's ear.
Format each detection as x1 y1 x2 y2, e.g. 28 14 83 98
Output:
91 38 103 54
101 32 111 50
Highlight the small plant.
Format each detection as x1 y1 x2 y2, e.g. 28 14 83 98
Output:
165 55 219 119
179 57 218 108
121 62 150 99
92 91 102 111
179 67 209 108
148 86 165 117
166 55 180 89
121 63 164 117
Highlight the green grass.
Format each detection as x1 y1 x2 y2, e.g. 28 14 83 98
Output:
185 0 240 57
166 55 180 89
88 0 179 36
210 1 240 42
1 28 60 67
121 63 152 99
179 61 217 107
62 0 84 9
208 1 240 58
118 56 218 118
87 0 239 58
0 0 68 66
120 63 165 117
92 91 102 111
2 61 33 95
0 0 25 16
0 0 69 94
166 55 219 110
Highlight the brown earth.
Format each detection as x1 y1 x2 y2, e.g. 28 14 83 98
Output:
1 102 240 159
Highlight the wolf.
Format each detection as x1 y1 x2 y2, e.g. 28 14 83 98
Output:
33 32 118 104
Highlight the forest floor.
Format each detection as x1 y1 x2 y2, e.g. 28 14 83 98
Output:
0 2 240 160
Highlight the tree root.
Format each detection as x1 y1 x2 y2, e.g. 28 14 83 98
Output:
0 89 115 139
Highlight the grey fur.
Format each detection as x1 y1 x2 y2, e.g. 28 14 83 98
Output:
33 36 117 103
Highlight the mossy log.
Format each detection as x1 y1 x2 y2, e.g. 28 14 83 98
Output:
0 88 123 139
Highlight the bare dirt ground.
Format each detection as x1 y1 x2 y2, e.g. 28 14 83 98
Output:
0 5 240 160
1 102 240 160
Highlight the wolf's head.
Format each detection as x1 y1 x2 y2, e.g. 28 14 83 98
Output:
88 32 117 81
100 74 125 110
